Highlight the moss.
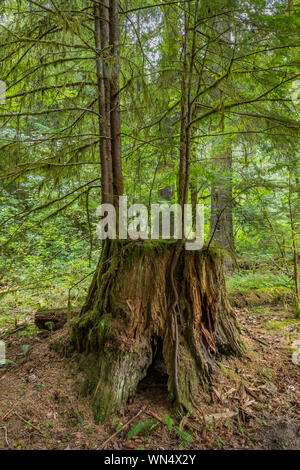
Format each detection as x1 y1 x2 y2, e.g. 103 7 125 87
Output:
89 345 151 424
202 242 224 260
256 286 290 295
97 314 112 346
229 285 293 308
216 362 243 383
295 299 300 319
263 319 300 332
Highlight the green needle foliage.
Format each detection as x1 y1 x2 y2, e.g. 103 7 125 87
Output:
0 0 299 314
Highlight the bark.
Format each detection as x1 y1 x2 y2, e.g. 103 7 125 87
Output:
110 0 123 204
94 0 113 204
178 3 190 208
94 0 123 206
71 240 243 424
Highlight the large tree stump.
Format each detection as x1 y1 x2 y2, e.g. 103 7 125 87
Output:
71 240 243 424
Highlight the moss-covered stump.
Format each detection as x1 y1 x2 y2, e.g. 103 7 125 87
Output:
71 240 243 424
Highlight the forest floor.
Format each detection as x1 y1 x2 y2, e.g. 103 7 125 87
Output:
0 295 299 450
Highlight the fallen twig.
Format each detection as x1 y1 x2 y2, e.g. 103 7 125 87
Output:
98 406 147 450
145 410 165 425
243 327 269 347
0 426 9 448
14 412 44 435
0 326 25 339
1 406 15 421
205 410 238 423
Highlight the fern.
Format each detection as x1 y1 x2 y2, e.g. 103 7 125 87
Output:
174 426 194 445
164 414 174 433
127 419 157 440
0 358 16 366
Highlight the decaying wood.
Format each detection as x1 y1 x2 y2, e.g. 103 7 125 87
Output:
34 308 80 330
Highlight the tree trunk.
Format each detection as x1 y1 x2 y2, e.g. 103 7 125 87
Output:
209 12 235 262
71 240 243 424
94 0 113 205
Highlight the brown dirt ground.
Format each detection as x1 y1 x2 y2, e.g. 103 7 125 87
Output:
0 305 299 450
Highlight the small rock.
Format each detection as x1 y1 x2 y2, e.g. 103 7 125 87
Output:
28 374 36 383
267 383 277 396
